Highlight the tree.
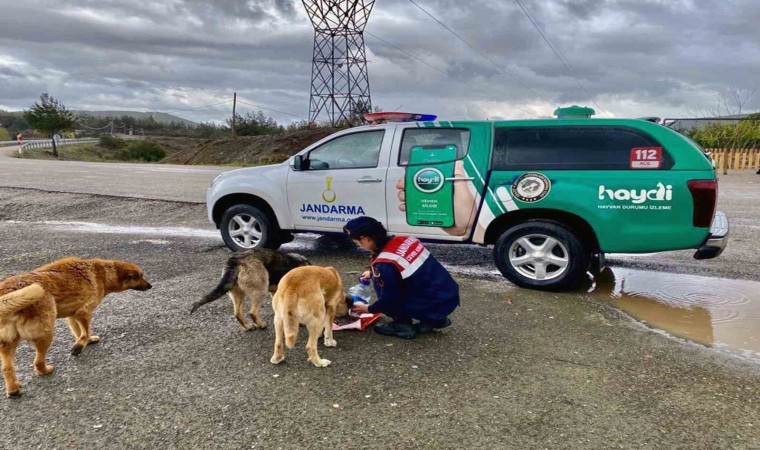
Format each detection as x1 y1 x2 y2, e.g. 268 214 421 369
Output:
228 111 283 136
24 93 76 157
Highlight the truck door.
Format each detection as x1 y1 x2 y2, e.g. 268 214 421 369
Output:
385 122 491 241
286 128 392 231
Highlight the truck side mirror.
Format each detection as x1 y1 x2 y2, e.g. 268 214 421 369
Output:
293 155 305 171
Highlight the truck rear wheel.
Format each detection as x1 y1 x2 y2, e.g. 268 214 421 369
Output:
220 204 281 251
493 221 590 291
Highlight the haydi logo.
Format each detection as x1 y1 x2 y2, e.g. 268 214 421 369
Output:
598 183 672 204
413 168 444 193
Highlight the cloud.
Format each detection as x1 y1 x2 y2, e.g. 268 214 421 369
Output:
0 0 758 124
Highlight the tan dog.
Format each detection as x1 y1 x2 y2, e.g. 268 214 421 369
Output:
191 249 310 330
270 266 352 368
0 257 152 398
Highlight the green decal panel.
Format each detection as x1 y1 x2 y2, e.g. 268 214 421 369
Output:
487 170 714 252
405 146 457 227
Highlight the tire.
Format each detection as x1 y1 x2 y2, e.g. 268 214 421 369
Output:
493 221 590 291
220 204 281 251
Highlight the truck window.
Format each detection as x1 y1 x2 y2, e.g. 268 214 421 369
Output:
492 126 673 170
398 128 471 166
306 130 384 170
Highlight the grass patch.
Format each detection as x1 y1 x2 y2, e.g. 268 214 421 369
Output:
17 141 167 163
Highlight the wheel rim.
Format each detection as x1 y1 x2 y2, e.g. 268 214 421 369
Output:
227 213 263 248
508 234 569 281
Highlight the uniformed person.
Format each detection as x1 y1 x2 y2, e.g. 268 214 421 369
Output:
343 216 459 339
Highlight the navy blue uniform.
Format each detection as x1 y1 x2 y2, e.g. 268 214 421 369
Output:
367 236 459 324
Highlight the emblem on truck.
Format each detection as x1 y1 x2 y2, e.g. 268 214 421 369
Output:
322 176 337 203
512 173 551 203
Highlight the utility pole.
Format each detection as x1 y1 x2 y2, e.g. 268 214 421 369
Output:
231 92 237 139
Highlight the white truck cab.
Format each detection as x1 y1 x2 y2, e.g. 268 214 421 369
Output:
207 121 478 251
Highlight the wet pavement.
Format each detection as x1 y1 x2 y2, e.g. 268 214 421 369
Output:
5 216 760 364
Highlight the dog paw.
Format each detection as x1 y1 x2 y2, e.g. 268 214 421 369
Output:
34 365 55 376
7 390 22 399
88 336 100 344
270 355 285 364
312 358 331 368
255 322 268 329
324 338 337 347
70 345 84 356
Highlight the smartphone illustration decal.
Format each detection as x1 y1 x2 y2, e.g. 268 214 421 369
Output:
405 145 457 227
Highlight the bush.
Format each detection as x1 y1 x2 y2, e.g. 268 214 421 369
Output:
0 127 10 141
99 134 127 149
118 141 166 162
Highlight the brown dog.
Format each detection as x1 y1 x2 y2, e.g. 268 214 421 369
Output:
270 266 352 368
191 249 310 330
0 257 152 398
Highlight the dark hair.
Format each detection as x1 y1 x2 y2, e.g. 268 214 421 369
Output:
362 229 390 259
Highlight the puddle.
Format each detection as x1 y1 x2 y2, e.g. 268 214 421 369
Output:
588 268 760 362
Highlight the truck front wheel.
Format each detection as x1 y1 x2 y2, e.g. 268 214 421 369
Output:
493 221 590 290
220 204 281 251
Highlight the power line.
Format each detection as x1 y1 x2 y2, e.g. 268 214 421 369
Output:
514 0 610 117
364 30 535 116
365 30 448 76
236 99 308 120
158 100 233 114
75 119 113 130
407 0 552 108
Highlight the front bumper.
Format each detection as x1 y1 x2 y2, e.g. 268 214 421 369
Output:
693 211 728 260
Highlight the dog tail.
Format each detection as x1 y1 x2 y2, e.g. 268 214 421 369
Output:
190 256 241 314
0 284 46 316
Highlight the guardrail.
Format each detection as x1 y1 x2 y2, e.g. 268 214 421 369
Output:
1 135 142 150
17 138 100 154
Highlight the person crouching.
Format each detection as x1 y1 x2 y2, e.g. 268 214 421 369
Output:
343 216 460 339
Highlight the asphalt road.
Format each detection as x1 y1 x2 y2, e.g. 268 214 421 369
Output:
0 189 758 449
0 147 226 202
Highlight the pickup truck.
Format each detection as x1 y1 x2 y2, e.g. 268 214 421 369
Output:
206 108 728 290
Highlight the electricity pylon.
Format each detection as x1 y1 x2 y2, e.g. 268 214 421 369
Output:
303 1 375 125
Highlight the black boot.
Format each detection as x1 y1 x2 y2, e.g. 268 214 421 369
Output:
374 321 417 339
416 318 452 335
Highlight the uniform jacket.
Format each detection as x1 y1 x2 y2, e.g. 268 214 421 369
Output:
368 235 459 322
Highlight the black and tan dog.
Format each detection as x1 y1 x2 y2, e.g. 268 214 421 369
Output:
0 257 152 398
191 249 310 330
270 266 352 368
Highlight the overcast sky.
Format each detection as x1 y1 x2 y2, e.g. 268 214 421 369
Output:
0 0 758 124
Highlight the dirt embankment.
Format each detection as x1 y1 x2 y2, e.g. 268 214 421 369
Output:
154 128 339 166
